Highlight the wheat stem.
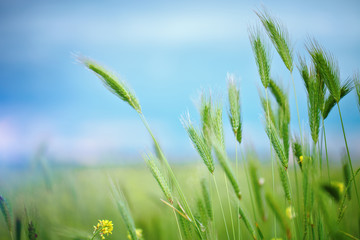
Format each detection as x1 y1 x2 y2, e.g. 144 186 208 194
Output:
265 89 277 238
173 209 184 240
236 142 241 240
224 172 236 240
322 118 331 181
213 174 230 240
336 103 360 208
240 149 257 222
139 114 203 238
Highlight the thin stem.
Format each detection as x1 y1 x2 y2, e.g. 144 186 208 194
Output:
265 88 276 237
173 209 184 240
292 149 301 236
240 148 257 222
337 103 360 208
322 117 331 182
290 72 302 141
236 142 241 240
213 174 231 240
224 173 236 240
139 114 203 238
290 72 302 240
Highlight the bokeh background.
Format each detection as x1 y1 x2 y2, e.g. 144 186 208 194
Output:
1 0 360 166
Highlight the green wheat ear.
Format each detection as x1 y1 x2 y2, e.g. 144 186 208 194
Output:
227 74 242 144
307 75 322 144
256 8 293 72
144 153 173 204
80 57 142 113
265 119 288 169
199 92 213 147
181 113 215 174
238 204 257 239
307 39 341 102
354 71 360 112
323 78 354 119
249 27 271 89
110 179 138 240
292 137 303 170
298 56 310 92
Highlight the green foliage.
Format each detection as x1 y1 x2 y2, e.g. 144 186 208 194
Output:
256 9 293 72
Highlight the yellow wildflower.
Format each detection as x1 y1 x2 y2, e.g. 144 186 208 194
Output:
93 220 113 240
286 206 295 219
127 228 143 240
299 155 303 163
331 181 345 194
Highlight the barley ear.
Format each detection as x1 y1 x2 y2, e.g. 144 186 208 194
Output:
278 164 291 201
256 9 293 72
307 75 321 144
249 28 271 89
265 120 288 169
298 56 310 93
144 153 173 204
238 204 257 239
307 39 341 102
211 104 225 150
323 78 354 119
181 113 215 174
110 179 138 240
227 74 242 144
200 92 213 147
259 91 276 125
80 57 142 113
0 195 13 238
292 138 303 170
353 71 360 112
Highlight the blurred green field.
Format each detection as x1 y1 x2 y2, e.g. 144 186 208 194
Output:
1 161 359 240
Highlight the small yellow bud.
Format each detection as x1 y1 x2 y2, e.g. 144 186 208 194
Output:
286 206 296 219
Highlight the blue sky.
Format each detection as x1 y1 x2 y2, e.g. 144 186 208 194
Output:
0 0 360 164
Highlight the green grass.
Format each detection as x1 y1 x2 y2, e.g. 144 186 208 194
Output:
0 164 359 239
